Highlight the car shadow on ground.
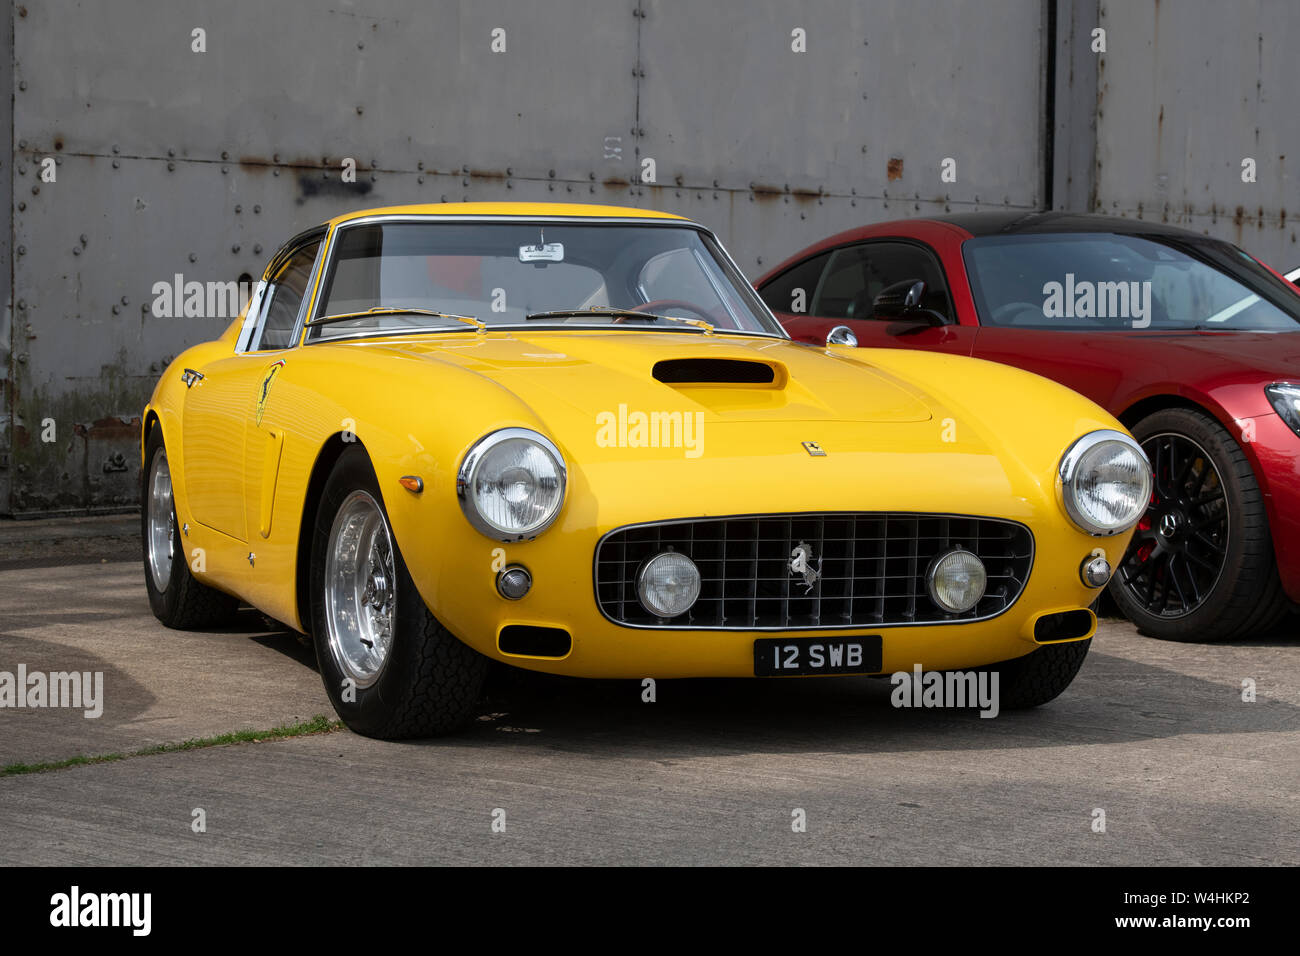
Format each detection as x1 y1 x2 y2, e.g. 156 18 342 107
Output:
230 610 1299 756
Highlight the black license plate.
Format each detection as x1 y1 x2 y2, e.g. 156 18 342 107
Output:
753 636 882 676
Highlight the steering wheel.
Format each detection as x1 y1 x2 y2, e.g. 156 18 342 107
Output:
991 301 1046 325
614 299 718 324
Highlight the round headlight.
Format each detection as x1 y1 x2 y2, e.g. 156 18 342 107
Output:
458 428 566 540
927 548 987 614
1058 430 1152 535
637 552 701 618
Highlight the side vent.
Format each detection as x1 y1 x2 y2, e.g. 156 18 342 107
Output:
652 358 781 385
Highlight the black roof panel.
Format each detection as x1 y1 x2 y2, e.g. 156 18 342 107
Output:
930 210 1206 238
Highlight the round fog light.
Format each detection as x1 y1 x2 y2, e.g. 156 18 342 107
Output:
637 552 701 619
496 565 532 600
1080 554 1112 588
927 548 987 613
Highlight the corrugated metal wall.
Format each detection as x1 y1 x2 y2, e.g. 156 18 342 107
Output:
2 0 1292 515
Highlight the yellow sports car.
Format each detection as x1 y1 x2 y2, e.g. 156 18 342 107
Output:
142 203 1151 737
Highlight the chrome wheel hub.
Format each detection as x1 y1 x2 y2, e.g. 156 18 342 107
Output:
147 450 175 592
324 490 396 687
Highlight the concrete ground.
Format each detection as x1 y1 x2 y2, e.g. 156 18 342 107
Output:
0 515 1297 865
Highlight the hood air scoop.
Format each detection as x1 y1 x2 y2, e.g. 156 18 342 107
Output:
652 358 784 387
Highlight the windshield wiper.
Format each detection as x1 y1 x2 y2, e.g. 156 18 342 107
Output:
308 307 486 332
524 308 713 333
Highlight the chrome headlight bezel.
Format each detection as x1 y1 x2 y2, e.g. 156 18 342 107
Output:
1266 382 1300 436
1057 429 1152 536
457 428 567 541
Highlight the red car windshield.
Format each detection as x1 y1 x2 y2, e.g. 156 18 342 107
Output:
963 233 1300 331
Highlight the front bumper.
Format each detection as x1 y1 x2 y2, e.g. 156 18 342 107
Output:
413 514 1113 679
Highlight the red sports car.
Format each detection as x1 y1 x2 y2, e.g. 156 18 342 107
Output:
758 213 1300 642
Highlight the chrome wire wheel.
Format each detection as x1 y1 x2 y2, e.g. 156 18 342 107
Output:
324 490 397 688
1116 431 1230 619
146 450 175 593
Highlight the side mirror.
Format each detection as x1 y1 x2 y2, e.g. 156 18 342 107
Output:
872 279 948 326
825 325 858 347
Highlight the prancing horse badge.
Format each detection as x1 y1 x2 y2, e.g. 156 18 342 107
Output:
802 441 826 457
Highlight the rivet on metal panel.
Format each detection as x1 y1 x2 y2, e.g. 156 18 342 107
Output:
31 185 38 195
18 80 27 91
221 166 228 174
17 300 26 310
356 106 364 115
121 296 129 306
254 244 263 254
234 204 241 213
17 139 25 149
17 245 26 255
232 244 240 253
112 144 119 154
254 205 261 213
112 305 120 315
168 148 175 158
17 201 25 210
189 253 197 263
222 151 229 160
17 164 25 175
418 176 424 184
72 246 80 255
167 162 175 171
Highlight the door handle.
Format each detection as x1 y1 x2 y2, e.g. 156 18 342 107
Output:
181 368 205 388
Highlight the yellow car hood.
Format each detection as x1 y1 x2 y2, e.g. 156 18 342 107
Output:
375 330 934 428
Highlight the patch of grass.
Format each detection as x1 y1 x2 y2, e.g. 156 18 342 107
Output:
1 714 343 777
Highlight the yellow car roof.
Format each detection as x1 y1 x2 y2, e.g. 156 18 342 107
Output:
326 202 691 227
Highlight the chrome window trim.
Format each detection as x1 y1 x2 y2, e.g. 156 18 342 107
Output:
303 214 790 342
244 229 327 353
591 511 1036 632
233 279 269 354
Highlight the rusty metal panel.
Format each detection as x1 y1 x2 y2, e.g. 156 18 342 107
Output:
636 0 1047 214
6 0 1051 515
1094 0 1298 266
1 2 12 514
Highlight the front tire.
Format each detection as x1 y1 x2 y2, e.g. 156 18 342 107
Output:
141 428 239 629
1110 407 1288 642
987 638 1092 710
310 446 487 738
